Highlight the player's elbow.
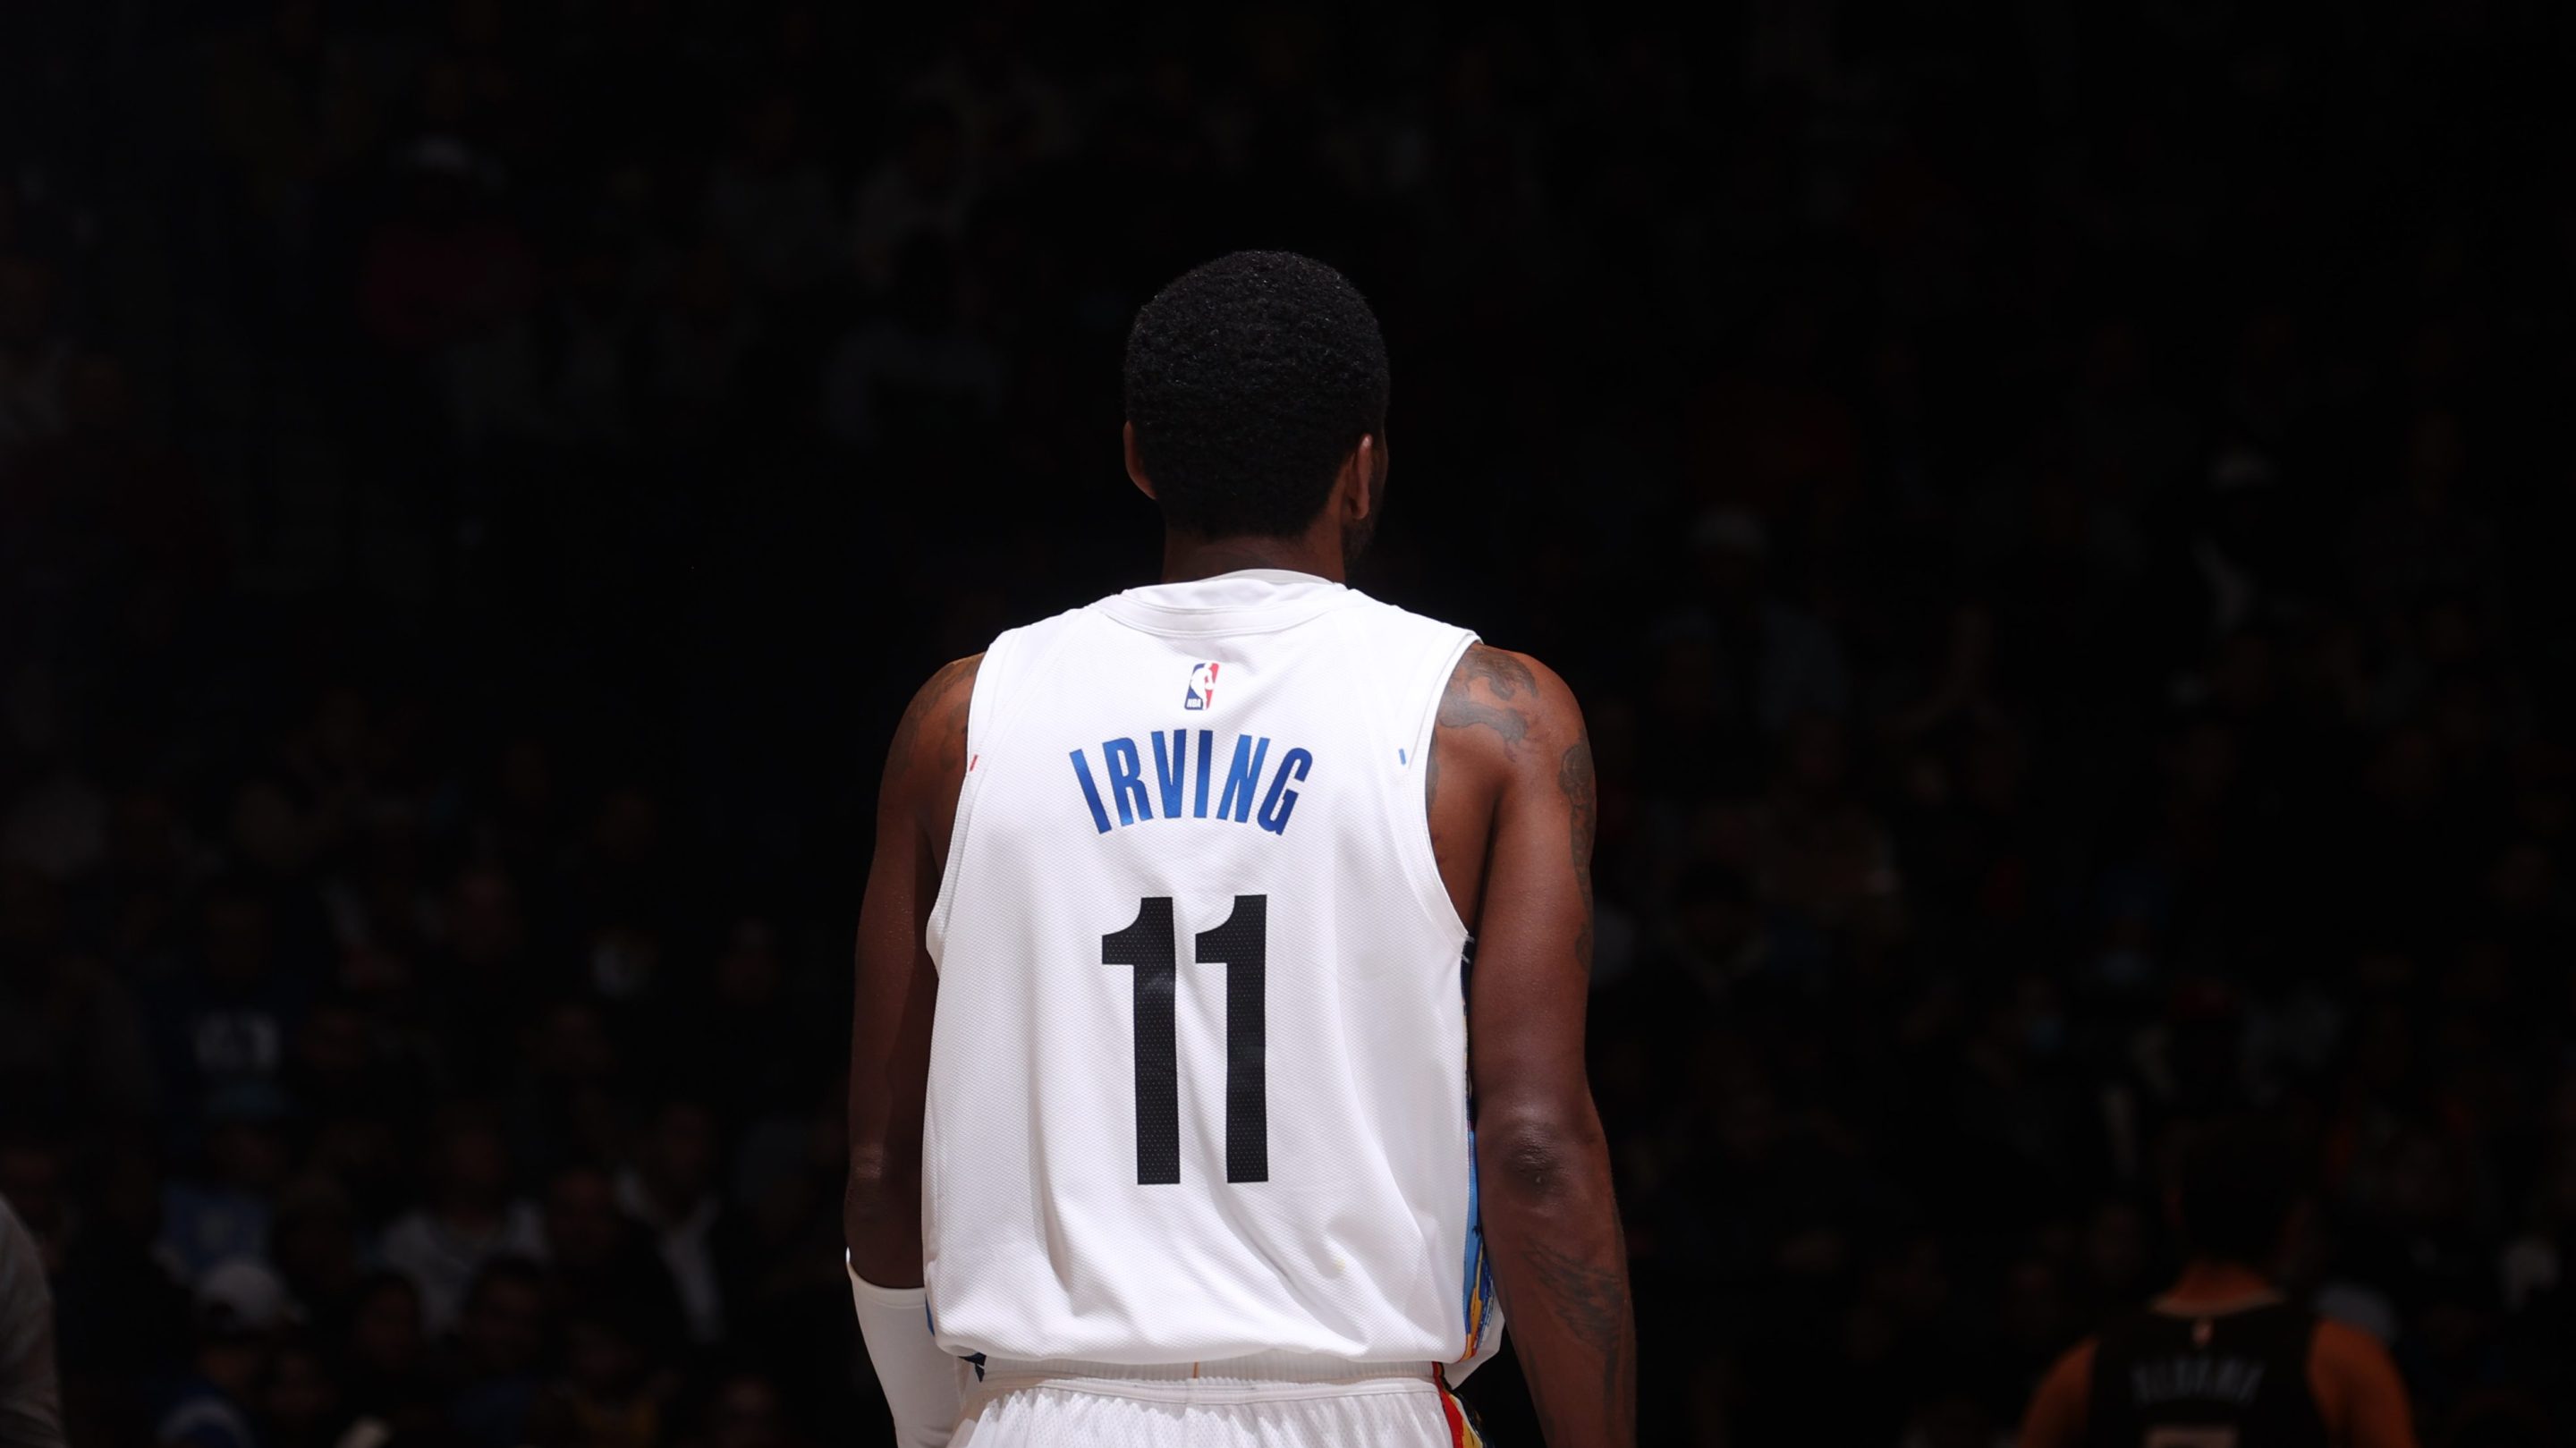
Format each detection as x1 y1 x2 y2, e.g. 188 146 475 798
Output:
843 1146 917 1240
1478 1101 1609 1212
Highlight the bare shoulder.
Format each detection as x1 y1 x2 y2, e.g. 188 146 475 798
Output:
2310 1317 2416 1447
881 654 983 799
1434 643 1585 769
2017 1336 2097 1448
2045 1334 2097 1385
2311 1316 2403 1383
2313 1316 2388 1361
913 652 983 715
1426 643 1593 932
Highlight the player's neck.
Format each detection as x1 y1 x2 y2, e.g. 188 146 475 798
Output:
1160 529 1343 585
2157 1259 2281 1310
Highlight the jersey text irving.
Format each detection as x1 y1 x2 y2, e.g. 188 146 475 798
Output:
1068 730 1313 835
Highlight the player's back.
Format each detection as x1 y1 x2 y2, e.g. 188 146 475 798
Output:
920 569 1497 1370
2087 1301 2329 1448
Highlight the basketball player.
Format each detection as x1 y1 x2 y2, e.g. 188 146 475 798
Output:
843 251 1635 1447
2018 1121 2416 1448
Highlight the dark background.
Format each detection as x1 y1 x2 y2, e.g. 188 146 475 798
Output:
5 2 2576 1445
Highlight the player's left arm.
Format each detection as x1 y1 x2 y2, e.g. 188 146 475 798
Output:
845 655 979 1448
1448 647 1637 1448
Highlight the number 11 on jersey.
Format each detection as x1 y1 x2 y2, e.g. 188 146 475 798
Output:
1101 894 1267 1185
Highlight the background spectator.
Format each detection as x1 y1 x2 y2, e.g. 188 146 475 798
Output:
5 4 2575 1444
0 1192 65 1448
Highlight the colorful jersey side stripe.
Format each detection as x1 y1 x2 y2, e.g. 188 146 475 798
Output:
1435 1366 1487 1448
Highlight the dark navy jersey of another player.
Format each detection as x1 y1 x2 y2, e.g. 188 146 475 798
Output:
2087 1301 2327 1448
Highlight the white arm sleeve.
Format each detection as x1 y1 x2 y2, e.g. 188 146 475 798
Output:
847 1253 964 1448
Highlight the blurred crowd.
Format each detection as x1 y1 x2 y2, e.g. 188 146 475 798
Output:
6 2 2576 1445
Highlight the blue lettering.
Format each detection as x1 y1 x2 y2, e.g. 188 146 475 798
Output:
1216 735 1271 823
1150 731 1187 818
1077 733 1313 835
1258 748 1312 835
1193 729 1215 817
1069 749 1112 834
1104 737 1152 825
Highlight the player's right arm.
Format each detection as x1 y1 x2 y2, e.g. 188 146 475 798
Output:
845 655 979 1448
847 654 979 1283
1432 644 1637 1448
2310 1318 2419 1448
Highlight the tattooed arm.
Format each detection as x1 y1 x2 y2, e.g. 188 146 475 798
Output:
847 654 980 1284
1428 644 1636 1448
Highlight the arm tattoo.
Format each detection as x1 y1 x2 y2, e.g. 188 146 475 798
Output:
1466 643 1538 697
1522 1233 1637 1441
1428 645 1540 813
1439 646 1538 758
1560 735 1597 970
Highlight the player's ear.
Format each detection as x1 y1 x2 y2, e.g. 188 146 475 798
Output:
1340 435 1377 521
1123 421 1157 501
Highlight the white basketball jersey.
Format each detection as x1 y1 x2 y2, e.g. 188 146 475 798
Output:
919 569 1503 1373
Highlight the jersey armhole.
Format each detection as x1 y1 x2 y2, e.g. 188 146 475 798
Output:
923 632 1018 963
1392 628 1479 943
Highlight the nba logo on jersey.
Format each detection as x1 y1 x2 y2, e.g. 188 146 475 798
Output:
921 572 1503 1396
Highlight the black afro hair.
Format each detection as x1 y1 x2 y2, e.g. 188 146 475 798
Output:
1123 250 1390 539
